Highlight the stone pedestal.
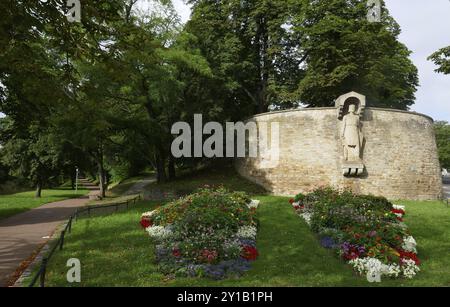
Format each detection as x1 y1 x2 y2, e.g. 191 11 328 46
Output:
342 162 365 177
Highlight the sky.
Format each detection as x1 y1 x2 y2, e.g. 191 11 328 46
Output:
1 0 449 121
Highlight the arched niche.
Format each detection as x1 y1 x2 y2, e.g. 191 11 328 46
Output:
335 91 366 120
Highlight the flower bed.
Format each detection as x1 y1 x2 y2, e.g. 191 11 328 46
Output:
289 188 420 280
140 188 260 279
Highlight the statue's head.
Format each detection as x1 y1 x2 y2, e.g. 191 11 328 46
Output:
348 104 357 114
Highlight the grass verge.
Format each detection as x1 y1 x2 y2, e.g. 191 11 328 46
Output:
0 188 88 221
24 168 450 287
30 197 450 287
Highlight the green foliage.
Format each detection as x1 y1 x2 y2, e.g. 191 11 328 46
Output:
0 0 424 196
152 188 255 230
0 161 8 184
186 0 306 114
299 188 397 233
434 121 450 169
294 0 418 109
428 46 450 74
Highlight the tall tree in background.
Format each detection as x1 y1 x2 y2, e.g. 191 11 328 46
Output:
186 0 306 115
293 0 418 109
66 1 211 184
429 46 450 74
434 121 450 170
0 0 125 196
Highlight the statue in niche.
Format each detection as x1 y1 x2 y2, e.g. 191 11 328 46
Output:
335 92 366 177
341 104 363 162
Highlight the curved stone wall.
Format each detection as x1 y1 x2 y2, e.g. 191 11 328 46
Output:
235 107 443 200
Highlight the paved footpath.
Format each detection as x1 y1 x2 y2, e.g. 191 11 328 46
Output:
0 180 99 287
125 177 155 196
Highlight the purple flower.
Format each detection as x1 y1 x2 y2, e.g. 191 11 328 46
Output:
320 236 337 249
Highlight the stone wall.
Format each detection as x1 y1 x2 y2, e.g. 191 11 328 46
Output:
235 107 443 200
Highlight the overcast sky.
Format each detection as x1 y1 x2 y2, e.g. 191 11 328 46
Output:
1 0 449 121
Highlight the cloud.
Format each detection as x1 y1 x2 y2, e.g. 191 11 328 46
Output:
173 0 191 23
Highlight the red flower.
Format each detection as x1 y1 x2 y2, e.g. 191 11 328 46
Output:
289 199 295 204
199 249 218 263
398 250 420 266
241 245 259 261
391 208 406 215
293 205 300 210
140 218 152 229
172 249 182 258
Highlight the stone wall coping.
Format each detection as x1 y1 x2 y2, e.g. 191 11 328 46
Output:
247 107 434 123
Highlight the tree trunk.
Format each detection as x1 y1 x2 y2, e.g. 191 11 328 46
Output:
35 182 42 198
155 150 167 183
168 155 176 181
98 165 106 199
97 152 106 199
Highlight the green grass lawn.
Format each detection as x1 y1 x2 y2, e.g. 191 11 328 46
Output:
33 196 450 287
23 168 450 287
0 188 88 221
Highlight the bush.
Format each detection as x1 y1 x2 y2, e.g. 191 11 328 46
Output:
140 188 260 279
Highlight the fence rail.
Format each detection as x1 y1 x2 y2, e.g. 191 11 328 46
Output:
28 194 142 287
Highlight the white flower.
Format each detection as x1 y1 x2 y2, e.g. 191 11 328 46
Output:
236 226 257 239
141 210 157 219
383 264 401 278
402 236 417 253
247 200 260 209
300 212 312 226
146 226 172 240
349 257 419 280
349 257 401 279
402 259 420 279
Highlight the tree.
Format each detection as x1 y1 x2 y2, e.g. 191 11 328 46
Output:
293 0 418 109
186 0 306 115
0 118 61 197
434 121 450 170
429 46 450 74
74 1 212 183
0 0 126 196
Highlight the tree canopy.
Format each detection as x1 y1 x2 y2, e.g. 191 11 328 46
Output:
429 46 450 75
434 121 450 170
0 0 425 196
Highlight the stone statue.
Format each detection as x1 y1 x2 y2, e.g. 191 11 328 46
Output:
341 104 363 162
335 92 366 176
